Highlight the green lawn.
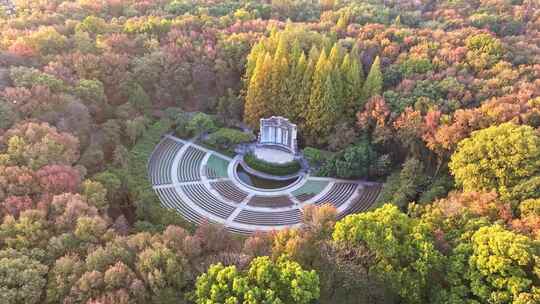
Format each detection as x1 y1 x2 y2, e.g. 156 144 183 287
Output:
292 180 329 196
206 154 230 178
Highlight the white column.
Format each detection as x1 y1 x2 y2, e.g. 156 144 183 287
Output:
262 126 269 142
269 126 275 144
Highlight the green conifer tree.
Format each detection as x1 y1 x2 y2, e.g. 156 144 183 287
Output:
328 43 345 110
290 39 302 62
297 46 319 124
305 50 339 144
245 41 265 85
361 56 383 102
336 11 350 31
290 53 311 122
285 50 306 122
270 35 290 116
328 43 342 65
341 53 364 117
244 52 273 128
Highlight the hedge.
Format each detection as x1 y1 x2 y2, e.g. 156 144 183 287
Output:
244 152 301 176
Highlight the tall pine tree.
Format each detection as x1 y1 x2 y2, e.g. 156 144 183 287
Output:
244 52 273 128
341 53 364 118
305 50 341 145
270 35 290 116
285 47 305 122
245 41 265 85
328 43 345 112
361 56 383 103
243 29 372 141
297 47 318 125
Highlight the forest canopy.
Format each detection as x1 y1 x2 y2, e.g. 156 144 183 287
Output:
0 0 539 303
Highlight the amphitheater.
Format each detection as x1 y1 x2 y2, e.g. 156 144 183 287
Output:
148 134 382 234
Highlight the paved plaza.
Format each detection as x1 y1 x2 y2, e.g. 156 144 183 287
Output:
253 147 295 164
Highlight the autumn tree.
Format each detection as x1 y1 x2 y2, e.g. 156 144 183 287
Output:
243 30 364 142
82 180 108 211
341 52 364 116
377 158 428 208
0 122 79 170
449 123 540 199
243 52 273 128
361 56 383 103
136 244 188 302
356 95 393 144
73 79 107 118
333 204 444 303
194 256 320 304
124 81 151 114
0 165 40 201
0 248 48 304
305 49 338 144
36 165 81 195
465 33 503 70
438 225 540 303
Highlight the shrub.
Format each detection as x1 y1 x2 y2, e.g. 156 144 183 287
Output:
187 112 217 137
204 128 254 153
244 153 301 176
303 147 334 173
175 112 218 139
318 139 377 179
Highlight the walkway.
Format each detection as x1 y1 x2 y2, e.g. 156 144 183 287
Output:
148 134 382 234
253 147 295 163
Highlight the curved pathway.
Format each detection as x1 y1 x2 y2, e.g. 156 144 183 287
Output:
148 135 382 234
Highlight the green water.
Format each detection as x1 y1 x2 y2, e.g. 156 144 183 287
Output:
236 165 298 189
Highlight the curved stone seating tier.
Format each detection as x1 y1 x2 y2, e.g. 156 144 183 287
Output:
155 187 203 224
177 146 205 182
339 184 382 218
205 167 218 179
315 182 358 208
234 209 301 226
182 184 236 219
148 136 381 234
211 181 247 203
226 226 255 235
248 195 293 208
148 138 183 185
295 193 312 201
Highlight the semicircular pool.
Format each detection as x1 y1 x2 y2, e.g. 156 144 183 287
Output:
236 164 299 190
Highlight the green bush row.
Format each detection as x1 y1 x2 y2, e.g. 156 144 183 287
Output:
244 152 301 176
124 118 194 232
